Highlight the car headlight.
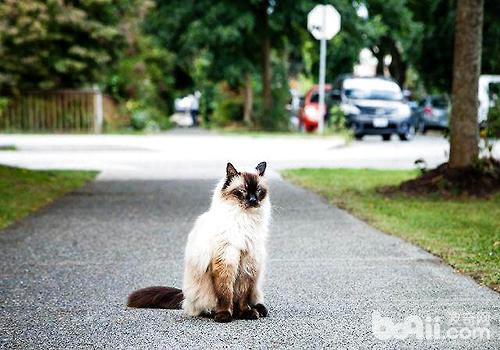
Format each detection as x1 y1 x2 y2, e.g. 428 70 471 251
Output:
397 104 411 117
304 106 321 121
340 103 360 115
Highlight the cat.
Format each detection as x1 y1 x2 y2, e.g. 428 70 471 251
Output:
127 161 271 323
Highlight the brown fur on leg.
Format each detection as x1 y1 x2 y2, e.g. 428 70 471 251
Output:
233 251 263 320
210 257 237 323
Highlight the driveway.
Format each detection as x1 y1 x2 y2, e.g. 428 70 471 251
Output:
1 132 499 348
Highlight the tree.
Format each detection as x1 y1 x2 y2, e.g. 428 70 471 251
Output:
305 1 379 85
105 0 175 127
145 0 281 127
363 0 423 87
0 0 125 93
409 0 499 93
449 0 483 168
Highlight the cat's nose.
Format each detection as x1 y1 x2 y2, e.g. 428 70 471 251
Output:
248 194 257 204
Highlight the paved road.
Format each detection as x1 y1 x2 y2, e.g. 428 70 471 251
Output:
1 132 499 348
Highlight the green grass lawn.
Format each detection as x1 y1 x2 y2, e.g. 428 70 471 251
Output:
282 168 500 292
0 165 98 229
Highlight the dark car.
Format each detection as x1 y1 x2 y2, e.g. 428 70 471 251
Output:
416 95 450 133
331 75 415 141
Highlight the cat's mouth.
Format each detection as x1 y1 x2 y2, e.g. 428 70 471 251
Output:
244 202 260 210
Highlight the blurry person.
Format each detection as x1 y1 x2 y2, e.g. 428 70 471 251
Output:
190 91 201 127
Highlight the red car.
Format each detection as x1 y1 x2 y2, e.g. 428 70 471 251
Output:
298 84 332 132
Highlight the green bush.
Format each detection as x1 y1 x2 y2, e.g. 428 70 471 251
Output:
212 96 243 127
253 60 290 131
129 106 171 131
130 110 148 130
486 97 500 138
210 83 244 127
0 97 9 115
328 105 346 131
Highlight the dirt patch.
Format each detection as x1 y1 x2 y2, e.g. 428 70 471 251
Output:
488 283 500 293
381 158 500 198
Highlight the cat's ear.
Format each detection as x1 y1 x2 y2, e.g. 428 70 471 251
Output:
226 162 239 178
256 162 267 176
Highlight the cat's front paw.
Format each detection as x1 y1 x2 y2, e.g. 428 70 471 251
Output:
253 303 268 317
214 311 232 323
239 308 259 320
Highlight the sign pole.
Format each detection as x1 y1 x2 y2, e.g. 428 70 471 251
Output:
307 4 341 134
318 37 326 134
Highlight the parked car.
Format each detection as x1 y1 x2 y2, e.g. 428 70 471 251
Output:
332 75 415 141
478 75 500 125
297 84 332 132
416 95 450 133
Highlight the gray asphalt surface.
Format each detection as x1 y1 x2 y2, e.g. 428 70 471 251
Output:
1 133 499 349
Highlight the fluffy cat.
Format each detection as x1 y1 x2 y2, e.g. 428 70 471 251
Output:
127 162 271 323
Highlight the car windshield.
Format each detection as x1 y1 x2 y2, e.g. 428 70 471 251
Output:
309 92 334 103
431 97 448 108
344 88 402 101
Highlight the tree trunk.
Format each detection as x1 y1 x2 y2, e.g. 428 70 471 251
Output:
260 1 272 123
449 0 483 168
243 74 253 125
371 48 385 76
388 40 407 87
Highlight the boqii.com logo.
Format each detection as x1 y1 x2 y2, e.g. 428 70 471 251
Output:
372 311 491 340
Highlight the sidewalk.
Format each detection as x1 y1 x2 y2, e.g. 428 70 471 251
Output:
0 134 499 348
1 174 499 348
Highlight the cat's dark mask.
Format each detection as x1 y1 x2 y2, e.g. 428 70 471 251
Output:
222 162 268 209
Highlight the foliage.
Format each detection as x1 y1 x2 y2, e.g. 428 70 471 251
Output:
104 0 175 130
407 0 455 93
211 83 244 128
0 97 9 115
482 0 500 75
0 0 124 92
0 165 97 229
362 0 423 87
409 0 500 93
486 102 500 137
253 55 291 131
145 0 371 129
282 168 500 291
305 1 385 83
0 145 17 151
482 89 500 157
2 0 499 130
328 105 347 132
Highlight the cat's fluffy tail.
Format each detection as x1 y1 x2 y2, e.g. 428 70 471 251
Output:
127 286 183 309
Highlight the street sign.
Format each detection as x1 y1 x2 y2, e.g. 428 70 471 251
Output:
307 5 341 40
307 5 341 134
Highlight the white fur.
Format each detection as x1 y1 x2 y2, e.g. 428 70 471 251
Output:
182 167 271 316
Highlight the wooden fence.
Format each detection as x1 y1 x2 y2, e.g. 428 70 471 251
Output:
0 89 123 133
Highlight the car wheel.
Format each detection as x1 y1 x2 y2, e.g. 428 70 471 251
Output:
355 134 364 140
399 125 416 141
417 120 426 134
382 134 391 141
299 120 306 133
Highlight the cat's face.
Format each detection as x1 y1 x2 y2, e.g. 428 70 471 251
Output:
221 162 268 210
